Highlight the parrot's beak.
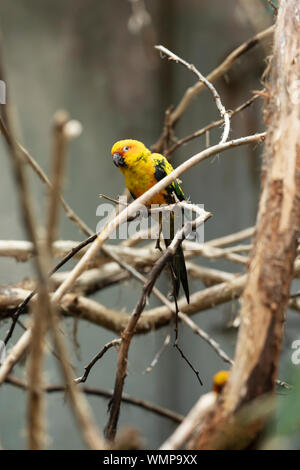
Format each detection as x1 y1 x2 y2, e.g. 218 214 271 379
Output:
112 152 126 168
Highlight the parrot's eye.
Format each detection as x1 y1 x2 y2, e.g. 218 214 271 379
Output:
123 146 130 152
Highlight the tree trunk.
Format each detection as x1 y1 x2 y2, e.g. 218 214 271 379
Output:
191 0 300 449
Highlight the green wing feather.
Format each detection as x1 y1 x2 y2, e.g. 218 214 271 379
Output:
152 154 189 303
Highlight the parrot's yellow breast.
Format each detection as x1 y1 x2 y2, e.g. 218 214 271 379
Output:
122 157 170 206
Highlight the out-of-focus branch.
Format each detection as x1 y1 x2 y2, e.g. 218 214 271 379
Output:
43 113 106 450
165 94 260 157
5 374 184 424
0 238 250 266
46 111 70 253
27 110 74 450
27 288 48 449
2 121 105 450
0 330 32 385
144 334 171 373
46 300 107 449
11 131 262 318
180 314 233 366
193 1 300 449
186 263 237 286
4 270 300 334
14 135 92 237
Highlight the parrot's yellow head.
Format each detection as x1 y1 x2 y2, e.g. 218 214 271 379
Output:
111 139 150 171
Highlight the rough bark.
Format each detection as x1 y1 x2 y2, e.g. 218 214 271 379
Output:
191 0 300 449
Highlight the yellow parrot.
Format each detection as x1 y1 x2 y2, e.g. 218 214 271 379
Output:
111 139 190 303
212 370 230 394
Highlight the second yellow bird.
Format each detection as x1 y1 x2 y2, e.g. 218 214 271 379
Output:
111 139 189 303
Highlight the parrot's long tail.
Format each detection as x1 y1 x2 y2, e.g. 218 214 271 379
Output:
163 212 190 304
173 243 190 303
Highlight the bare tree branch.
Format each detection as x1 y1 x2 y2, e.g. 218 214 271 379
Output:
50 133 264 308
104 209 211 441
166 26 273 128
165 94 260 157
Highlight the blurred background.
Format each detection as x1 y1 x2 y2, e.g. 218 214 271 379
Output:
1 0 299 450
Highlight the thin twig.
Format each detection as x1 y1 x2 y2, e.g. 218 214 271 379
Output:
144 334 171 373
74 339 121 384
266 0 278 15
99 194 128 205
47 302 107 449
165 94 260 157
104 209 211 441
169 26 274 127
155 45 231 144
0 109 105 449
0 224 255 264
5 375 184 424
